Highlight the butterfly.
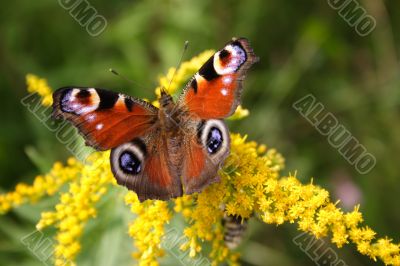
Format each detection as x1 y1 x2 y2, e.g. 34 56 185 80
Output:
52 37 258 202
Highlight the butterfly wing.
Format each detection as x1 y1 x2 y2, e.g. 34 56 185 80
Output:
110 134 183 201
179 37 259 119
181 119 230 194
52 87 158 151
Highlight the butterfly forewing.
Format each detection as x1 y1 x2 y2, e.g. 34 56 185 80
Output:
52 87 158 150
179 38 259 119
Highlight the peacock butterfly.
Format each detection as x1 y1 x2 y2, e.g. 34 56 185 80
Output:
52 38 259 201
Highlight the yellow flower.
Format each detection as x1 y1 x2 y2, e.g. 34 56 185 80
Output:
0 158 81 214
174 133 284 265
26 73 53 106
36 152 115 265
125 192 171 266
227 105 250 120
0 50 399 266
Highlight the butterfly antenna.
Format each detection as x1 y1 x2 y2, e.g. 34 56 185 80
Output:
109 68 149 91
167 40 189 92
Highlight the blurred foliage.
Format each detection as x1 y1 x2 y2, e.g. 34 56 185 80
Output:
0 0 399 265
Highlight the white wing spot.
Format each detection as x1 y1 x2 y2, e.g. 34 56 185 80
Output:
96 123 104 130
223 77 232 85
221 88 228 96
87 114 96 122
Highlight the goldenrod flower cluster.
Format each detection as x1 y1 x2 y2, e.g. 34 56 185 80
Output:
172 134 284 266
26 73 53 106
258 176 400 265
0 51 399 266
36 152 115 266
0 158 81 214
125 192 171 266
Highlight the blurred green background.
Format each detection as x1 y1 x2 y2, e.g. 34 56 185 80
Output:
0 0 399 265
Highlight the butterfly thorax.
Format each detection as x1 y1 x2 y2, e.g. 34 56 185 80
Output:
158 91 184 132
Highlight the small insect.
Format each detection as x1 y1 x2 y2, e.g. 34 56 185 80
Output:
52 38 258 201
222 214 248 249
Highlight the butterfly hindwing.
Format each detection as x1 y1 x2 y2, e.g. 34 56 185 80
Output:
179 38 259 119
181 119 230 194
52 87 158 150
110 135 183 201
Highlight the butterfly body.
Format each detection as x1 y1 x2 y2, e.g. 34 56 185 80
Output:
52 38 258 201
157 90 184 132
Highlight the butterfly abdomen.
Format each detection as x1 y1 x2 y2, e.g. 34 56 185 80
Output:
222 214 248 249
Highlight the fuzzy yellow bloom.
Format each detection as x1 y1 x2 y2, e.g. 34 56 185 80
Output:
0 50 399 266
125 192 171 266
227 105 250 120
37 152 115 265
173 133 285 265
0 158 81 214
26 73 53 106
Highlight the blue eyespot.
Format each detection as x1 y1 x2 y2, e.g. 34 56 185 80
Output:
119 151 141 175
207 127 223 154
